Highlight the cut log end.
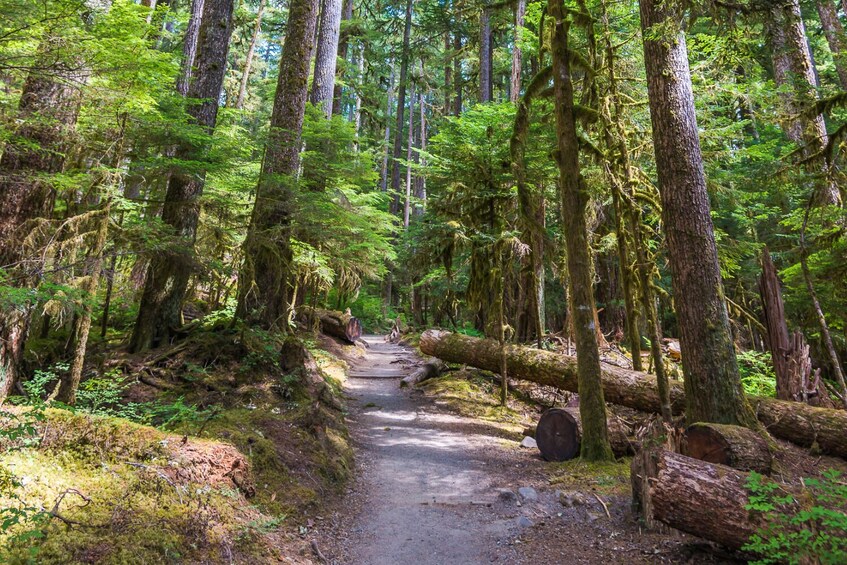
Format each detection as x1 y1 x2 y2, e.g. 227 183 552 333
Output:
536 407 634 462
685 422 772 474
536 408 581 461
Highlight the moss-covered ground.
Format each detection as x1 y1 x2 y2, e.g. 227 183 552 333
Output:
0 327 358 564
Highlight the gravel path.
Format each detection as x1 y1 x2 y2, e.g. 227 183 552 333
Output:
315 336 741 565
320 335 545 564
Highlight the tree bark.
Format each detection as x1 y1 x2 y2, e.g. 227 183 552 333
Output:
419 330 847 459
300 308 362 343
640 0 756 428
57 204 111 405
0 38 88 399
235 0 266 110
177 0 205 96
549 0 613 461
237 0 320 330
381 63 395 192
130 0 235 352
765 0 841 206
631 447 767 549
510 0 526 103
759 246 805 402
331 0 354 115
444 32 452 115
453 31 463 115
310 0 344 117
816 0 847 89
389 0 414 215
400 359 447 387
479 5 492 103
404 81 415 228
684 422 772 473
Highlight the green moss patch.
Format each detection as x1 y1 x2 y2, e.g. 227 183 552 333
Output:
419 369 539 438
547 458 632 496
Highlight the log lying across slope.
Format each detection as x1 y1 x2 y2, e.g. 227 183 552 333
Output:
300 308 362 343
419 330 847 459
631 447 767 550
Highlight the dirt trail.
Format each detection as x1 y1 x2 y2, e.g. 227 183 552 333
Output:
316 336 739 565
320 335 546 564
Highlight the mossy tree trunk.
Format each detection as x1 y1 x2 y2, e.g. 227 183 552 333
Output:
130 0 236 352
549 0 613 461
510 0 526 103
640 0 756 428
237 0 320 330
765 0 841 207
0 37 88 399
816 0 847 89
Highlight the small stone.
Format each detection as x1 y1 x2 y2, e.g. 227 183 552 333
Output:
518 486 538 501
497 489 517 502
558 491 587 507
519 436 537 449
517 516 533 528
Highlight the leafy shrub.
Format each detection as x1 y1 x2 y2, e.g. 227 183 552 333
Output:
737 350 777 397
743 469 847 564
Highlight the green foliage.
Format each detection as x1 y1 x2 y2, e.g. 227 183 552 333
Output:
744 470 847 564
737 351 777 397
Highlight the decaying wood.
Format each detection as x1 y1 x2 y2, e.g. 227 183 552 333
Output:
419 330 847 459
759 248 832 406
631 447 769 550
684 422 772 473
300 307 362 344
535 407 633 461
400 359 447 388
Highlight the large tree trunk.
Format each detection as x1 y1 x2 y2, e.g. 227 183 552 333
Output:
640 0 756 428
479 5 492 103
510 0 526 103
389 0 413 215
631 447 767 549
237 0 320 330
331 0 354 115
177 0 205 96
765 0 841 206
418 330 847 459
380 63 395 192
549 0 613 461
235 0 266 110
0 37 89 398
310 0 344 117
130 0 235 353
816 0 847 89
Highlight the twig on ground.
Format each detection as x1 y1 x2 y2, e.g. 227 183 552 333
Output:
311 539 328 563
593 493 611 519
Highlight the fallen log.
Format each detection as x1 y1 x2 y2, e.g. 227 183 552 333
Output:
631 447 766 549
400 360 447 388
535 407 633 461
301 308 362 344
419 330 847 459
684 423 772 473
